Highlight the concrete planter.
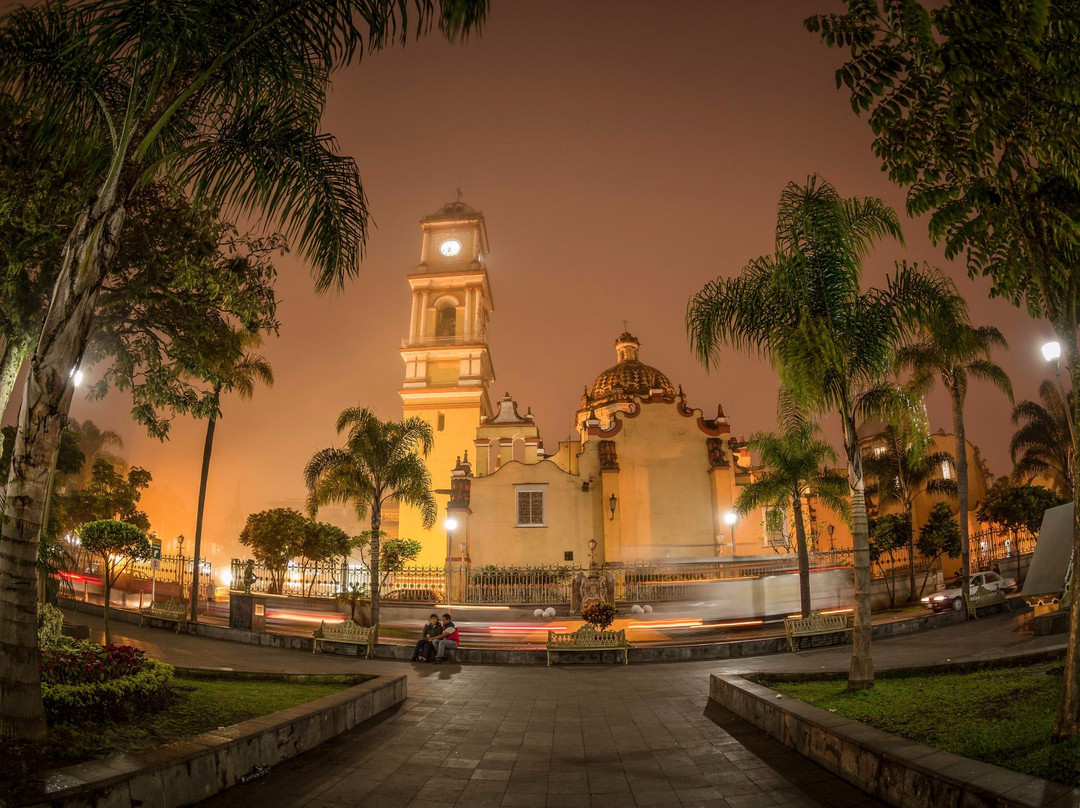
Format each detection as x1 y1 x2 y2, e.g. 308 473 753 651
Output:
709 673 1080 808
22 674 406 808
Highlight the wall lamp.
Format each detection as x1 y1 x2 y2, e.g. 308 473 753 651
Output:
608 494 617 520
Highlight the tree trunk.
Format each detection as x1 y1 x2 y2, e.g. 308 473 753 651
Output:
0 336 30 423
952 385 973 620
906 503 916 603
190 404 218 623
1053 329 1080 740
842 408 874 691
792 490 812 618
0 191 126 740
369 510 381 643
103 568 112 646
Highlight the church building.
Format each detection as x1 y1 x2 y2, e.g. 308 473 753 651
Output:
392 199 769 568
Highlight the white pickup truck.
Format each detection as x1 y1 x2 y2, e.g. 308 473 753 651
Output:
920 570 1017 612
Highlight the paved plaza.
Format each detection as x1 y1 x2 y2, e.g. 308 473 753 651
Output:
65 609 1065 808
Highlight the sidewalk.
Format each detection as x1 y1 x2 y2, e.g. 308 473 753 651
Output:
57 609 1063 808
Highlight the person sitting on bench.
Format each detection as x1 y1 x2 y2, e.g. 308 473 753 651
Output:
412 614 441 663
431 612 459 663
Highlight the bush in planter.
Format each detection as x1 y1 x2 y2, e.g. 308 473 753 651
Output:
37 602 66 649
581 601 617 631
38 642 175 724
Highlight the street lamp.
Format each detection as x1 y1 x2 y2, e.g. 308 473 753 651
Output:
724 510 737 558
1043 340 1075 443
176 534 186 603
444 518 458 604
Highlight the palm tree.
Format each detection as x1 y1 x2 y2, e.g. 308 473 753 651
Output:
188 333 273 622
736 392 849 617
305 409 436 641
861 424 957 600
898 314 1012 613
0 0 486 740
1010 380 1073 499
688 175 952 690
68 420 123 489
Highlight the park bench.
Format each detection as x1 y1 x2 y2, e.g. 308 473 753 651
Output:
784 610 852 652
139 598 188 633
547 625 629 666
313 620 376 658
970 585 1008 616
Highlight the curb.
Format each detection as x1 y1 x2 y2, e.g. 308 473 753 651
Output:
59 597 1014 666
19 674 406 808
708 672 1080 808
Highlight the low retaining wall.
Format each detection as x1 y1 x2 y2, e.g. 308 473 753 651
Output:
23 673 406 808
60 596 1024 665
709 673 1080 808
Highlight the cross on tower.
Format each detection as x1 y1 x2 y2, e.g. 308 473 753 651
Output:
621 319 630 332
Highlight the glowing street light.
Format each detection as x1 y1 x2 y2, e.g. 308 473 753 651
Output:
1042 340 1075 443
724 510 737 558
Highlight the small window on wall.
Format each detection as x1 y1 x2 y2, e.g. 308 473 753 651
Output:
941 460 953 480
437 411 445 431
564 551 574 562
516 486 545 527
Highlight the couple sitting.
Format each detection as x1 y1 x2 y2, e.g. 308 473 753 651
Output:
412 612 459 664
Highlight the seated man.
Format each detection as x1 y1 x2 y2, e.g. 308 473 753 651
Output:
412 614 441 663
431 612 459 663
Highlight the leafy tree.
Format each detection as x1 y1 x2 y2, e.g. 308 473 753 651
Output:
296 520 353 597
305 409 437 639
898 305 1012 614
978 480 1065 584
807 0 1080 738
868 514 912 608
187 332 273 620
62 459 151 533
736 391 849 617
916 503 962 598
687 175 953 690
66 420 122 490
0 0 486 740
1011 380 1074 498
78 519 150 645
237 508 309 596
356 531 424 589
862 423 957 602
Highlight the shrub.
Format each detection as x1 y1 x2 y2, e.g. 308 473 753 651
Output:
37 602 66 649
39 642 147 686
581 601 617 631
42 659 174 725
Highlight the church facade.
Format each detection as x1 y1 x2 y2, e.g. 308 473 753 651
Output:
393 200 768 568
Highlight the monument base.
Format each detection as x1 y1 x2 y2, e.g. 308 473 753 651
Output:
229 592 267 632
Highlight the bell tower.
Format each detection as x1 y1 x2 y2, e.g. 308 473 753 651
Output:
398 199 495 564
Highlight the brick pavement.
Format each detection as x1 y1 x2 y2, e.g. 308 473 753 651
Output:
63 608 1062 808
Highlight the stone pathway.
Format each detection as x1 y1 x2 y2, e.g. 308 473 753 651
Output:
64 609 1062 808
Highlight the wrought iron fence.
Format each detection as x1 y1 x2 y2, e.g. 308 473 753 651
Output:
970 526 1037 569
229 558 448 601
67 548 213 597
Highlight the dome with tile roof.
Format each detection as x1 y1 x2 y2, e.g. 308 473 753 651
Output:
586 333 676 405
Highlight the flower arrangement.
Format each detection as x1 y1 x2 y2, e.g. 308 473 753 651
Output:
39 642 147 686
581 601 617 631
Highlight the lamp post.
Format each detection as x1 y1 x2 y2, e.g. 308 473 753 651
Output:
1043 341 1075 444
176 534 186 603
724 511 737 559
444 517 458 604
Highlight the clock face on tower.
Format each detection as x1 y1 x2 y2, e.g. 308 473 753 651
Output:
439 238 462 257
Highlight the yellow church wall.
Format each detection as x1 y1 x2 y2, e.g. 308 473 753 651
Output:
397 402 484 566
464 459 599 567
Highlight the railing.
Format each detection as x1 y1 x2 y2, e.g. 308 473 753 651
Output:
400 334 487 349
67 549 213 598
229 559 448 601
971 526 1037 568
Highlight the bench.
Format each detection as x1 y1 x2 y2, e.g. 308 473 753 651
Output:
139 598 188 633
784 611 852 652
970 585 1008 616
547 626 629 666
313 620 376 658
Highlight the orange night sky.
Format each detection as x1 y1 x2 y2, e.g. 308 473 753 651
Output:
2 1 1056 560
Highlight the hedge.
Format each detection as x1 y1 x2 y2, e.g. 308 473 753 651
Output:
42 660 175 725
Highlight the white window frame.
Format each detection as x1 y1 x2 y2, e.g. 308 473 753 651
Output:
515 484 547 528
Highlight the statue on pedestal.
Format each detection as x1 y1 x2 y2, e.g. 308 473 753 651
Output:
242 560 257 594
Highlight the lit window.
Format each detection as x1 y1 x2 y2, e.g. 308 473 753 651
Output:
516 487 546 527
873 446 886 457
941 461 953 480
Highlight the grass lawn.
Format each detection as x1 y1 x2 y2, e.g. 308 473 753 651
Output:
763 661 1080 786
0 674 372 804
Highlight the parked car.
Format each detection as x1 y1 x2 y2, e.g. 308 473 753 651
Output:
920 570 1017 612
